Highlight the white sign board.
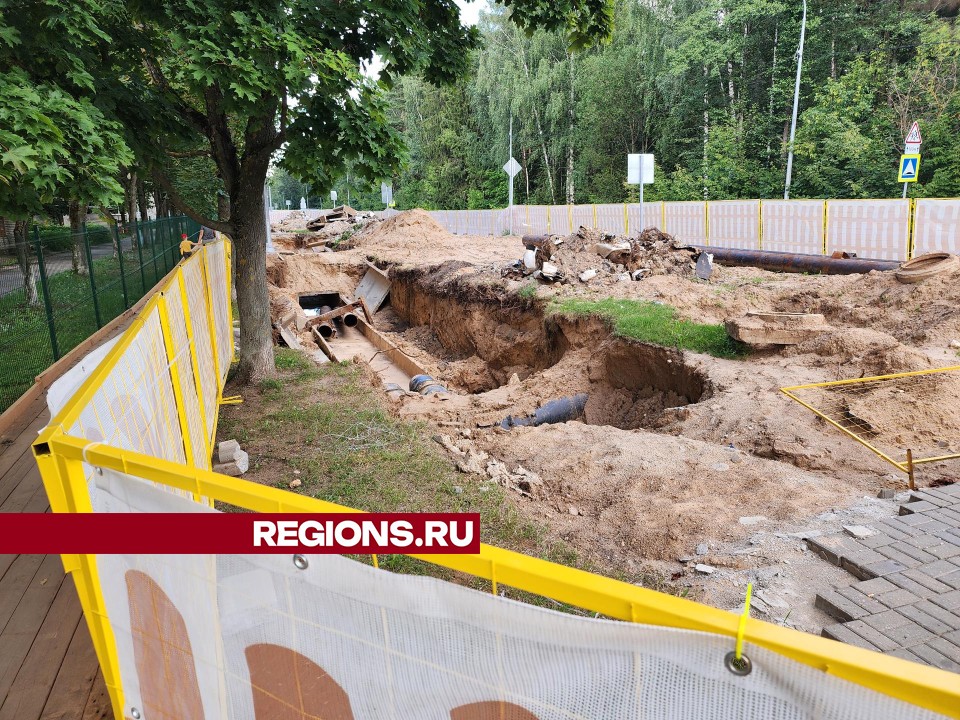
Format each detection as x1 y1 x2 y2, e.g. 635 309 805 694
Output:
905 121 922 154
381 182 393 204
330 190 338 204
627 154 654 185
503 157 521 178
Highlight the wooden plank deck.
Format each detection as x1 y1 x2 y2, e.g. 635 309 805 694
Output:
0 393 112 720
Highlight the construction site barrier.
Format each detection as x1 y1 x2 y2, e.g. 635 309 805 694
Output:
32 239 960 719
281 197 960 261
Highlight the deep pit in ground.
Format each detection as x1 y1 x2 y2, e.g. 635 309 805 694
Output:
387 267 712 430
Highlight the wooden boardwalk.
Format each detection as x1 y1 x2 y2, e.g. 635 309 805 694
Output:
0 395 112 719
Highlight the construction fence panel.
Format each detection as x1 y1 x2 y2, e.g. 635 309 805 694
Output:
626 202 664 235
594 204 627 236
760 200 824 255
203 242 232 384
181 259 219 445
518 205 549 236
706 200 761 249
912 199 960 256
74 462 956 720
663 202 708 245
826 199 911 260
571 204 595 231
548 205 572 236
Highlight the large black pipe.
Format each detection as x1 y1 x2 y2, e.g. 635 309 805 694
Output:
500 393 589 430
701 247 900 275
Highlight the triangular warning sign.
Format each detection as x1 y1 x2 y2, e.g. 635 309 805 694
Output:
905 121 922 145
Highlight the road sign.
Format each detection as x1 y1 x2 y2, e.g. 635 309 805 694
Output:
503 157 521 178
898 154 921 183
381 182 393 204
330 190 338 203
905 121 922 145
627 154 654 185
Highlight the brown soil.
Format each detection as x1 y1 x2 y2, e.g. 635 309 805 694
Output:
258 208 960 632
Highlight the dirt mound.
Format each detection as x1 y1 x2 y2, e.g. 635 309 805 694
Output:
272 211 310 232
786 328 933 375
352 209 449 249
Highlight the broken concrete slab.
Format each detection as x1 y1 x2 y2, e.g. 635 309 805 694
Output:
724 311 832 346
353 263 391 312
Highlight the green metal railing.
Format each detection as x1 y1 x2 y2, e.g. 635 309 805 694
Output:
0 216 201 412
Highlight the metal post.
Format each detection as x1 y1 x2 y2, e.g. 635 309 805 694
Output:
112 223 129 308
639 181 644 236
33 226 60 360
82 222 103 328
907 448 916 491
902 182 908 199
150 220 160 285
133 218 147 294
783 0 807 199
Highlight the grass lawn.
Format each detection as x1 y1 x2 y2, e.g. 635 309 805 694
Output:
216 349 655 611
549 297 746 358
0 241 180 411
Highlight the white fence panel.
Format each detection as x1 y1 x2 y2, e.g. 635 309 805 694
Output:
826 200 910 260
626 202 663 234
760 200 824 255
912 199 960 256
571 205 594 231
548 205 573 235
594 204 627 235
663 202 707 245
707 200 760 249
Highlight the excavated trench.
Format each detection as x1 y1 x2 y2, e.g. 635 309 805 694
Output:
388 267 712 430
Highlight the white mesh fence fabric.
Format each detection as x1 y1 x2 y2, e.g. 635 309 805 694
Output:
707 201 761 249
625 201 663 234
826 200 910 260
912 199 960 256
760 200 824 255
203 243 232 382
162 282 210 469
182 258 219 438
594 204 626 235
663 202 708 245
548 205 572 235
91 467 948 720
570 204 594 231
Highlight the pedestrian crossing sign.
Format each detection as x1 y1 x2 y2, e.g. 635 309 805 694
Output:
898 154 921 183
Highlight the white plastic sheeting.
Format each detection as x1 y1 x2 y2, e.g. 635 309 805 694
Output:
760 200 825 255
91 466 948 720
912 199 960 256
826 200 911 260
707 200 761 249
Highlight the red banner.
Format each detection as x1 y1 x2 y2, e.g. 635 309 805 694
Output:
0 513 481 554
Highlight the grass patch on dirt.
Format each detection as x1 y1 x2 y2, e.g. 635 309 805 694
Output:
217 348 614 608
550 297 746 358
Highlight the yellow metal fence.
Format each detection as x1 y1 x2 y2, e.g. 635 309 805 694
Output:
30 240 960 718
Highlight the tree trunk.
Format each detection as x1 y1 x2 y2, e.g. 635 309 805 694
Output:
138 182 149 223
566 51 575 205
125 171 138 224
12 220 40 308
218 192 231 222
69 200 88 275
231 169 275 383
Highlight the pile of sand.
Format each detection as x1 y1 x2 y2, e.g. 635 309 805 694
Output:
351 209 449 249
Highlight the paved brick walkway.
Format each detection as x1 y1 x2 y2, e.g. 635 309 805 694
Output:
808 483 960 670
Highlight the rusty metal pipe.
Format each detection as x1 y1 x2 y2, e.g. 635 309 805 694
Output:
701 247 900 275
316 323 336 339
342 311 359 328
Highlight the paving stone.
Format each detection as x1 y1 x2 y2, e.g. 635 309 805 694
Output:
858 532 896 549
924 541 960 561
886 647 924 663
852 576 897 596
930 589 960 611
878 518 927 537
928 637 960 664
919 559 960 578
933 528 960 546
875 587 921 610
917 488 960 504
841 549 887 580
940 569 960 590
933 506 960 525
861 558 909 578
896 604 957 635
943 628 960 647
884 572 942 600
815 590 869 622
805 534 862 566
909 493 952 508
836 586 888 614
912 600 960 631
874 545 922 569
844 620 902 652
862 609 912 632
888 541 937 564
880 618 935 648
821 623 882 651
871 524 912 542
901 568 953 594
901 500 938 514
909 644 960 672
936 483 960 497
843 525 876 539
901 533 945 550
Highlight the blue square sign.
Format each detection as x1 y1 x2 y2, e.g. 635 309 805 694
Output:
898 154 921 183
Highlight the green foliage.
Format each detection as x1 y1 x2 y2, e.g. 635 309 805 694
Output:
549 297 746 357
389 0 960 209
